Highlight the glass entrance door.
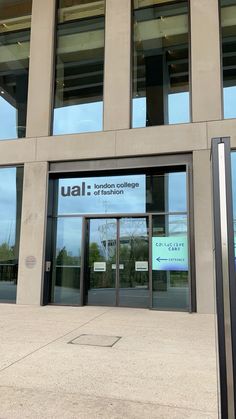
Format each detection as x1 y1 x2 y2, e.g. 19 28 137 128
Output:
86 218 117 306
85 217 149 308
51 217 83 305
119 218 149 308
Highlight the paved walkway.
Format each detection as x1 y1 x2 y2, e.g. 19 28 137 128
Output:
0 305 218 418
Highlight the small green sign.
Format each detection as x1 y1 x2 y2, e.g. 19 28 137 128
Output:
152 236 188 271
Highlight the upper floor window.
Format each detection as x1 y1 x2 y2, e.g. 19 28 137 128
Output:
53 0 105 135
0 1 32 140
221 0 236 119
132 0 190 128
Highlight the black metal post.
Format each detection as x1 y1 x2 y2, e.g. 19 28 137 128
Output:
211 137 236 418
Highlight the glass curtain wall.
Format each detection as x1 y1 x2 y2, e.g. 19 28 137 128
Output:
53 0 105 135
0 0 32 140
221 0 236 119
0 166 23 302
151 171 189 310
48 168 190 310
132 0 190 128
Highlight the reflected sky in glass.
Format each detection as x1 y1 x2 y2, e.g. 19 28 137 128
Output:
53 102 103 135
0 168 17 247
58 175 146 215
56 217 82 259
0 97 18 140
132 98 146 128
55 171 187 255
224 87 236 119
168 93 190 125
167 214 188 235
168 173 187 212
132 94 190 128
57 173 186 215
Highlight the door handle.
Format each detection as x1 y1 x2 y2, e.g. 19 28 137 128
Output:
45 261 51 272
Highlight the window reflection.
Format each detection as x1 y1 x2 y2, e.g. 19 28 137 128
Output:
132 0 190 127
56 171 187 215
0 167 23 302
0 1 32 140
51 217 82 305
221 0 236 119
152 214 189 311
53 0 105 135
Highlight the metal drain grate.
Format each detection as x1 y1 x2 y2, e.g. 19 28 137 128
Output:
69 334 121 347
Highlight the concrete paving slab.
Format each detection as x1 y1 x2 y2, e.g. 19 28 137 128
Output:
0 342 216 412
0 305 218 418
0 387 217 419
0 305 109 369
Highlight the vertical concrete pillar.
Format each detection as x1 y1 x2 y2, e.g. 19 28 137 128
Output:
17 162 48 305
193 150 215 313
191 0 222 122
26 0 56 138
103 0 131 131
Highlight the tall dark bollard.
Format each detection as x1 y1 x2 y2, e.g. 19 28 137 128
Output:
211 137 236 418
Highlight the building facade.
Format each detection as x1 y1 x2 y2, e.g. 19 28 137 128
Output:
0 0 235 313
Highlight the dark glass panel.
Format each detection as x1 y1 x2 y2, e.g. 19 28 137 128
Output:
0 166 23 302
146 171 187 213
0 1 32 139
132 0 189 127
53 0 105 134
221 0 236 118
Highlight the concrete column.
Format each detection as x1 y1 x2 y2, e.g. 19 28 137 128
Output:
103 0 131 131
26 0 56 138
193 150 215 314
17 162 48 305
191 0 222 122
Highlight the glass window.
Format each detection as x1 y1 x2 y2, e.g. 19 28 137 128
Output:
132 0 190 128
0 167 23 302
56 171 187 215
221 0 236 119
152 214 189 310
53 0 105 135
48 167 189 310
0 1 32 140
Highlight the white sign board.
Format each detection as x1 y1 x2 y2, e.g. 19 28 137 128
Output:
135 261 148 272
94 262 106 272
